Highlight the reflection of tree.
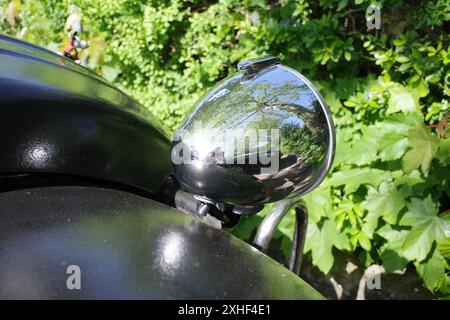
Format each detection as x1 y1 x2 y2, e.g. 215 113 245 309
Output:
190 80 316 130
182 77 328 163
280 122 325 167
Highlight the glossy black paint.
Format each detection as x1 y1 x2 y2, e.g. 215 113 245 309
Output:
0 186 323 299
0 35 172 194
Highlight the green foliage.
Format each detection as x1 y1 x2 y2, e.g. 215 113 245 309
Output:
403 123 440 175
1 0 449 294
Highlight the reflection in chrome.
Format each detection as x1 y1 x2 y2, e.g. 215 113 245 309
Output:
172 58 335 206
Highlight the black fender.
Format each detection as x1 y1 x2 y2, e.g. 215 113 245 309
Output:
0 35 172 193
0 186 323 299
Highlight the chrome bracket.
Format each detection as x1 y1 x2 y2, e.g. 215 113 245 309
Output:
253 197 308 276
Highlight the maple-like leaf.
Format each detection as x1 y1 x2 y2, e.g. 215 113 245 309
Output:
361 182 408 237
400 196 448 262
403 122 439 175
304 219 350 274
415 249 447 291
387 83 428 114
387 85 416 114
325 168 389 193
302 187 332 224
378 133 409 161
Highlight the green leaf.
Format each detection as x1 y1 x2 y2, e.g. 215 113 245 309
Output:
393 170 424 189
343 100 356 107
338 0 348 10
401 220 440 261
354 117 415 163
436 138 450 165
387 85 417 114
378 225 409 247
322 218 350 251
410 81 429 103
400 196 448 261
305 219 350 274
249 0 266 9
378 225 410 273
305 222 334 274
362 182 408 237
334 136 353 166
230 214 263 241
344 51 351 61
396 55 410 63
403 122 439 175
325 168 390 194
351 137 378 165
381 249 409 273
351 126 381 165
378 133 409 161
383 112 424 130
415 250 446 291
401 196 439 225
358 231 371 251
438 236 450 259
387 82 428 115
302 188 332 223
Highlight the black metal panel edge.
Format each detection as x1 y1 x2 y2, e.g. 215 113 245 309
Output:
0 35 173 194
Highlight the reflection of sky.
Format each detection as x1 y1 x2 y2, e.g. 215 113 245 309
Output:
251 68 316 112
282 115 304 128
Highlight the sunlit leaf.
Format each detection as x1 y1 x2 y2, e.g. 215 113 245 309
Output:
400 196 448 261
378 133 409 161
302 187 332 224
362 182 408 237
403 122 439 175
415 250 446 291
325 168 390 193
387 85 417 114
